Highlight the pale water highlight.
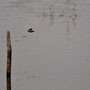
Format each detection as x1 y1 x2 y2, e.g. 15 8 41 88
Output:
0 0 90 90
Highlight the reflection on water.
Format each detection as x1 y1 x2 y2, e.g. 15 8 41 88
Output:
0 0 90 90
1 0 77 26
1 0 77 34
42 0 77 33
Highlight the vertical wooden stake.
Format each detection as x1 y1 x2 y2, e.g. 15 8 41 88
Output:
7 31 12 90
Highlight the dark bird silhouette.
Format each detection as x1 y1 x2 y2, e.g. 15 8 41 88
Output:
28 28 34 33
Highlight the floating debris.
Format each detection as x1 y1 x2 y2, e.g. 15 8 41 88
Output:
28 28 34 33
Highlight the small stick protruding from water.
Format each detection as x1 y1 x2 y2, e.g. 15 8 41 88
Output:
7 31 12 90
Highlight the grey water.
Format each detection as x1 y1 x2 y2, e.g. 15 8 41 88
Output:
0 0 90 90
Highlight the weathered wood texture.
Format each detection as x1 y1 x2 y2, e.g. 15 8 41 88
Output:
7 31 12 90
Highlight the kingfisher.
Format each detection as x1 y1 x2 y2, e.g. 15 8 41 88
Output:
28 28 34 33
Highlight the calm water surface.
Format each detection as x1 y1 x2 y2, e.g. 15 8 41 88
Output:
0 0 90 90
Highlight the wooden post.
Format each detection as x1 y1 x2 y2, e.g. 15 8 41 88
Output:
7 31 12 90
